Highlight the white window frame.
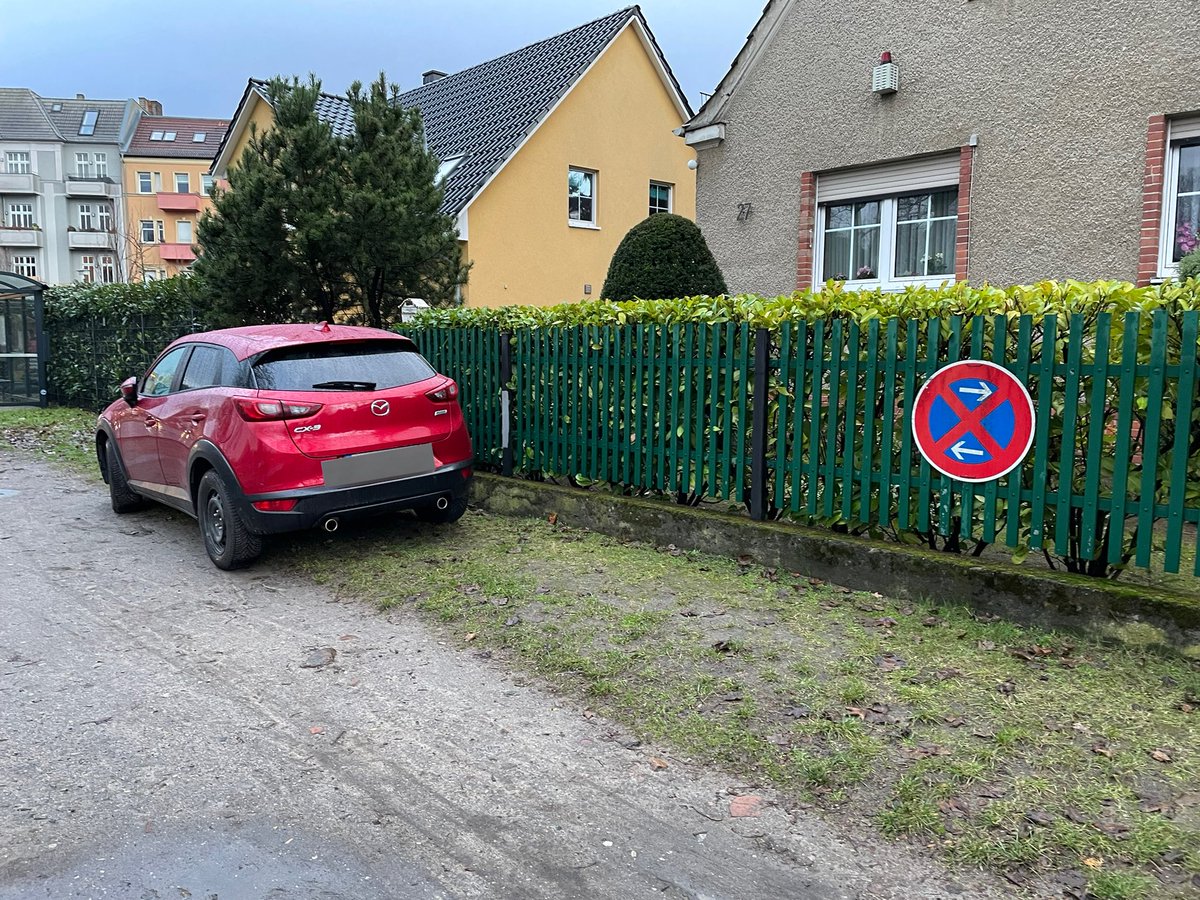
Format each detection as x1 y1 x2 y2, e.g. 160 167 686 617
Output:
75 152 94 178
814 189 959 291
6 203 34 228
78 203 95 231
80 255 96 283
201 175 215 196
12 255 37 278
1158 134 1200 278
176 220 193 243
94 152 108 179
140 219 156 243
98 204 113 233
137 171 152 193
649 181 673 216
174 172 190 193
156 220 165 243
568 166 598 228
5 152 30 175
100 255 116 284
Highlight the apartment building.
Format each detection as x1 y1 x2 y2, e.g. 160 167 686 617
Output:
122 112 227 281
0 89 139 284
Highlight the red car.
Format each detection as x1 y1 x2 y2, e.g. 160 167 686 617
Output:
96 323 473 569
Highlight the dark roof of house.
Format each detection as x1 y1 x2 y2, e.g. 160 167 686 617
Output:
39 95 131 143
228 6 686 216
127 115 230 158
0 88 132 143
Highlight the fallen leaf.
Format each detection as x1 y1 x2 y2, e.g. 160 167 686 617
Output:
1064 808 1091 824
504 616 521 628
1082 856 1103 869
996 680 1017 695
649 757 669 771
711 640 738 653
1025 810 1054 827
922 616 942 627
1150 748 1173 763
464 632 477 642
547 513 558 525
874 652 904 672
736 555 753 567
1091 821 1130 840
871 617 899 628
309 726 324 735
1091 743 1113 758
722 692 743 703
943 716 967 728
784 705 811 719
976 640 997 651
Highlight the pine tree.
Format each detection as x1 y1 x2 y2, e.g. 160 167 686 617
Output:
601 213 727 302
196 74 465 328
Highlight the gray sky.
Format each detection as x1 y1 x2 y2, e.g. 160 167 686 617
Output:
2 1 761 120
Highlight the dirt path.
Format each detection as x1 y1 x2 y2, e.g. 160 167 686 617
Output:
0 457 992 900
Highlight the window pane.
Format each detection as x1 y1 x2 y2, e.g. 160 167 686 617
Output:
896 194 929 222
1178 146 1200 195
143 347 188 396
1174 195 1200 261
826 204 852 230
927 219 957 275
894 221 926 277
253 342 436 391
852 225 880 279
180 346 225 390
930 189 958 218
822 229 852 281
854 200 880 226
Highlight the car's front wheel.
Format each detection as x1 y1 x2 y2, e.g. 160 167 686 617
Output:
105 442 147 514
197 470 262 570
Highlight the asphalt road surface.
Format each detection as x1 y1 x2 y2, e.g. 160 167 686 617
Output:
0 458 995 900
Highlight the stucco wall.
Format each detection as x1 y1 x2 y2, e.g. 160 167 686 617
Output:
465 25 696 307
695 0 1200 294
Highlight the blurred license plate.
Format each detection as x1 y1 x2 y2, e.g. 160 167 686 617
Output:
322 444 434 488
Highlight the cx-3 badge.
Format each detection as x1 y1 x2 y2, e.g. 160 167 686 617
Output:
370 400 390 416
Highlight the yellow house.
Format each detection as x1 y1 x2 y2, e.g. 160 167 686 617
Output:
210 6 696 307
122 114 228 281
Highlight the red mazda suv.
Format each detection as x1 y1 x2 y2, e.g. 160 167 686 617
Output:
96 323 473 569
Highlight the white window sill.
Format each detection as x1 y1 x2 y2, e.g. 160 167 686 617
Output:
822 276 957 292
568 220 600 230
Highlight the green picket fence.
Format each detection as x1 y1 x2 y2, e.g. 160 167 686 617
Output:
408 309 1200 576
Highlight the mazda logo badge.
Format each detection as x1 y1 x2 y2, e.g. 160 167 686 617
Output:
370 400 390 417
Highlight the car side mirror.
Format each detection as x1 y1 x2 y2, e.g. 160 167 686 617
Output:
120 376 139 407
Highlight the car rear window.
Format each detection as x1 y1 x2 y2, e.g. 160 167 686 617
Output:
252 341 436 391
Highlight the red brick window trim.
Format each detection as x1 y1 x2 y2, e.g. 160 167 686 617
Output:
1137 115 1168 287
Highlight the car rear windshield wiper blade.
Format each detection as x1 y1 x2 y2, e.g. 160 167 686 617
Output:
310 380 377 391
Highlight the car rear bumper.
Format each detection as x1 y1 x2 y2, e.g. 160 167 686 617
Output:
239 459 473 534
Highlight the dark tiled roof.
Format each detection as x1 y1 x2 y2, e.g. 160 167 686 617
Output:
0 88 61 140
127 115 230 158
38 95 131 143
246 7 653 216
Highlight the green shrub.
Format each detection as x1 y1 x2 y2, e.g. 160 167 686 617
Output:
1180 248 1200 280
45 277 214 410
600 213 727 302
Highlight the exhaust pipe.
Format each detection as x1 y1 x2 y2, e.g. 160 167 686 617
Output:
436 496 450 511
322 517 340 533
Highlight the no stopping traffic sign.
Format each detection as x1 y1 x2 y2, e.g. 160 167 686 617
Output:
911 360 1035 483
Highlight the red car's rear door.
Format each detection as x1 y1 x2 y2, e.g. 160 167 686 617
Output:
155 345 241 490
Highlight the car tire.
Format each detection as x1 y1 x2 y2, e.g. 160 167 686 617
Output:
105 442 147 514
415 494 468 525
197 470 263 570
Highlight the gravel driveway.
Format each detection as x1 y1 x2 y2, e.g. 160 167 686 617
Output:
0 457 989 900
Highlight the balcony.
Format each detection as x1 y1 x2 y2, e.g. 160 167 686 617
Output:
0 172 39 193
158 242 196 263
67 230 115 249
65 177 114 198
0 227 42 247
156 192 202 212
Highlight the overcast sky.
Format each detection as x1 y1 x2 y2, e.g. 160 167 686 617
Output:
2 1 761 120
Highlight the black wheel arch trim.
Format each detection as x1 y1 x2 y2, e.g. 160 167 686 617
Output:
187 441 248 511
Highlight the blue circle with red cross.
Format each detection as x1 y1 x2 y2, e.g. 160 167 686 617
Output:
911 360 1035 483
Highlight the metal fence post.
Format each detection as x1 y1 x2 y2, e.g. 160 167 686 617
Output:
750 327 771 521
499 330 514 476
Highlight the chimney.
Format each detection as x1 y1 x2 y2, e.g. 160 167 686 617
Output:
137 97 163 116
76 93 85 100
422 70 448 85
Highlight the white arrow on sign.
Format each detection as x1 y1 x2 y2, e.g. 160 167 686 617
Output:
956 381 993 402
950 440 986 461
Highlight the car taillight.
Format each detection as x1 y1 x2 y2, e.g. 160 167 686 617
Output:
235 398 324 421
426 381 459 403
252 498 298 512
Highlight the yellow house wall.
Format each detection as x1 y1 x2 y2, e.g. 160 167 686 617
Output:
230 96 276 166
463 25 697 307
122 156 218 279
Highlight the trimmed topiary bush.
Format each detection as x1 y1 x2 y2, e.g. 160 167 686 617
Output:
1180 248 1200 280
601 213 727 301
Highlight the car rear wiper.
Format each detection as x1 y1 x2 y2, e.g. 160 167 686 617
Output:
310 380 377 391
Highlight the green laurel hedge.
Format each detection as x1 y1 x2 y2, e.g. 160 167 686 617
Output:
408 278 1200 331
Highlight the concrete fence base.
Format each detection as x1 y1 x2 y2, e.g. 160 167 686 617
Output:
471 473 1200 657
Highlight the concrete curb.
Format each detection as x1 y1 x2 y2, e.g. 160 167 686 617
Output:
471 473 1200 657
